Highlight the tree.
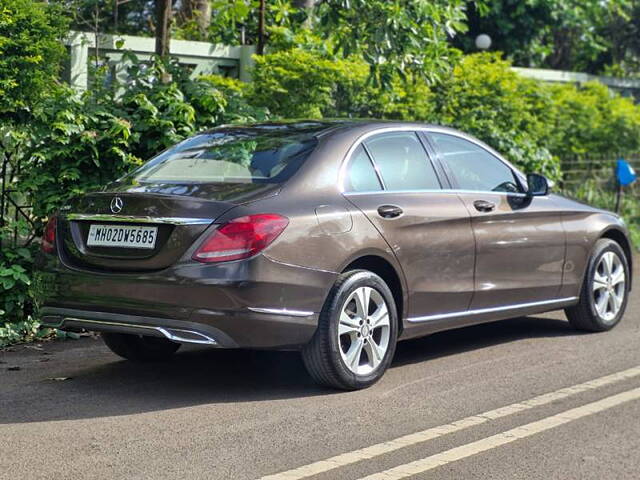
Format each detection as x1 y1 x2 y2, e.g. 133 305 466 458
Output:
59 0 156 37
315 0 469 86
0 0 69 117
458 0 636 73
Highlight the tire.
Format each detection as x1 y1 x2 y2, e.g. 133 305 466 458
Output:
102 332 181 362
565 238 630 332
302 270 399 390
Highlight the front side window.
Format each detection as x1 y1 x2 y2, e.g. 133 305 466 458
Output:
127 127 320 184
429 133 522 193
364 132 441 191
344 145 383 192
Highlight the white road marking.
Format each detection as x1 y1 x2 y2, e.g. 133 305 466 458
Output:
360 386 640 480
259 365 640 480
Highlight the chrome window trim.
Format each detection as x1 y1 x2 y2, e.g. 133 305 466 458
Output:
360 142 387 190
343 188 548 198
338 126 527 194
408 296 578 323
66 213 213 225
248 307 314 317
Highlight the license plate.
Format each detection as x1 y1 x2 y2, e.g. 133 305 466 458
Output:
87 224 158 249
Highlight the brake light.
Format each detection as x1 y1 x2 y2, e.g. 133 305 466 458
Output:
193 213 289 263
41 216 57 254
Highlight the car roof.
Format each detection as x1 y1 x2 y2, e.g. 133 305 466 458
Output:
205 119 460 139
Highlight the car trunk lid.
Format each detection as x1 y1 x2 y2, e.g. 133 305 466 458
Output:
58 183 279 271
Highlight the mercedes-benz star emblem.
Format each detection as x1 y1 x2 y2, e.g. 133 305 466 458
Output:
110 197 124 214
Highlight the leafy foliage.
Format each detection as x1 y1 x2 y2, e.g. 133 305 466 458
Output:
0 219 42 347
248 48 366 118
429 53 560 180
460 0 635 73
0 0 69 117
18 54 268 218
548 82 640 158
316 0 468 86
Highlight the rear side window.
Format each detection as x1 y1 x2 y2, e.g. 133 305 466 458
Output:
429 133 522 193
364 132 440 191
128 130 318 184
344 145 382 192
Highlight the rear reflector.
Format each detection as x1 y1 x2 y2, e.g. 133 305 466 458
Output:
193 213 288 263
41 216 57 254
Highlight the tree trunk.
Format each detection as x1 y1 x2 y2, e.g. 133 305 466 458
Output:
155 0 172 57
257 0 266 55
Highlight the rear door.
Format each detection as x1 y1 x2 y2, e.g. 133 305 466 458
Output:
426 131 565 310
342 130 475 319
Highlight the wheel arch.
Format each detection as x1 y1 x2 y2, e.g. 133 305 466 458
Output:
601 227 633 291
342 255 406 336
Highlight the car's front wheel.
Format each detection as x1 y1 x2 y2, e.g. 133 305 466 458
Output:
102 332 181 361
565 238 630 332
302 270 398 390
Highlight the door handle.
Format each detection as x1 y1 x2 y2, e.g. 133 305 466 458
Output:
377 205 403 219
473 200 496 212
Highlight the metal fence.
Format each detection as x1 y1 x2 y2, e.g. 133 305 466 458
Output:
0 152 35 248
560 154 640 192
559 154 639 217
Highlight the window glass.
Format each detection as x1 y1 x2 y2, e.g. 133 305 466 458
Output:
127 125 323 184
430 133 522 193
364 132 440 191
345 145 382 192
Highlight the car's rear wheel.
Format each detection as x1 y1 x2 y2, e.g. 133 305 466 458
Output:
102 332 181 361
565 238 630 332
302 270 398 390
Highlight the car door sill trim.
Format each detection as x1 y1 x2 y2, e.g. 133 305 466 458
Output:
248 307 314 317
408 297 578 323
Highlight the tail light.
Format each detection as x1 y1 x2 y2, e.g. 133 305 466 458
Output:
41 216 57 254
193 213 289 263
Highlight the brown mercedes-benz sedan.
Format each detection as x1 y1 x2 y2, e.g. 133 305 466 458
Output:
38 120 633 390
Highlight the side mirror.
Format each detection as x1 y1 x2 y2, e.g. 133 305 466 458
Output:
526 173 549 196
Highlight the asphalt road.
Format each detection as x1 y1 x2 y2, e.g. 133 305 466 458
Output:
2 273 639 480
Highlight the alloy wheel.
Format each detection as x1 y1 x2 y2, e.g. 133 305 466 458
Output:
338 286 391 375
592 251 626 322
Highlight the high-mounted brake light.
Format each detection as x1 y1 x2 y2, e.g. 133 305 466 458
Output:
41 216 57 254
193 213 289 263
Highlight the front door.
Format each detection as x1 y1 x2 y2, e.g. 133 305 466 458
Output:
342 131 476 319
427 132 565 310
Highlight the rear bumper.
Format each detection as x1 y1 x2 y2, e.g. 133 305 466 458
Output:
37 253 336 349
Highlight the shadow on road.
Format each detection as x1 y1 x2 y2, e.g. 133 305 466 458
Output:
1 315 577 424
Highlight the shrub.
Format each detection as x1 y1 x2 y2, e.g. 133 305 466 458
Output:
0 220 41 347
0 0 68 117
16 54 269 219
548 82 640 158
248 48 367 118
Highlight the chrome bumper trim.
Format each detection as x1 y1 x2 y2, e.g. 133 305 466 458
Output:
66 213 213 225
408 297 579 323
248 307 314 317
47 317 218 345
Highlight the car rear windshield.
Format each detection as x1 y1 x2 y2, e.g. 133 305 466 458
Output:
129 127 321 184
